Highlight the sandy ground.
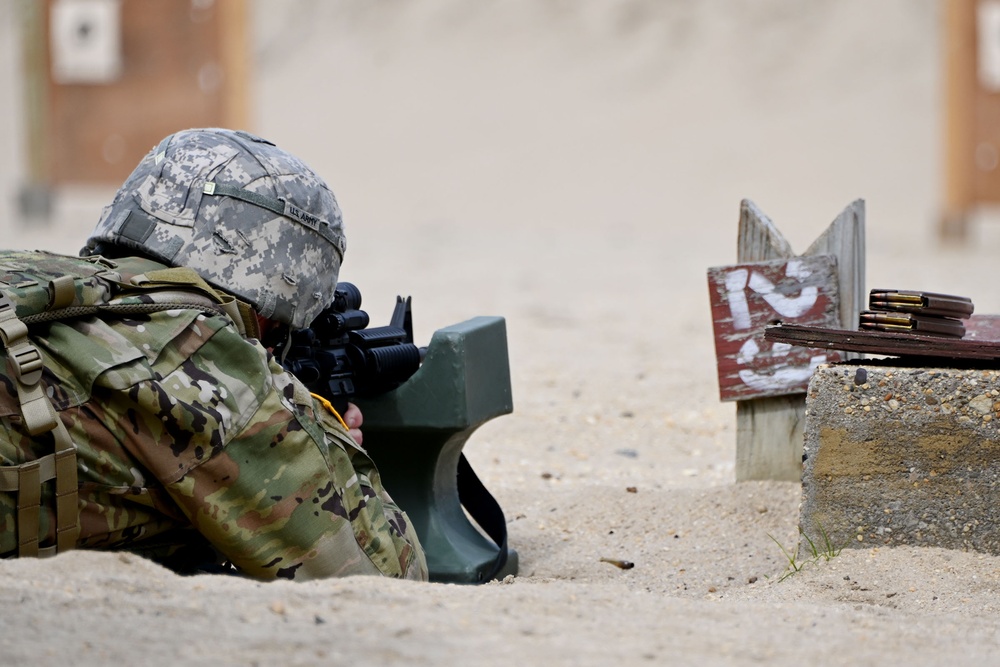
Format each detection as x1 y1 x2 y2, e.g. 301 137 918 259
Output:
3 1 1000 665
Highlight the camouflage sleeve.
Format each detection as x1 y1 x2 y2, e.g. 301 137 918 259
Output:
115 313 428 581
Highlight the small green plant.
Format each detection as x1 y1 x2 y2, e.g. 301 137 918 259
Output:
768 523 846 581
801 522 844 562
768 533 805 581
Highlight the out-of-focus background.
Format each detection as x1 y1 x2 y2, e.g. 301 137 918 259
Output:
2 1 987 283
0 0 999 484
0 0 956 256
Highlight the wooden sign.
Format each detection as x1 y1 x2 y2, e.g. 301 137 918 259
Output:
23 0 248 187
707 254 843 401
941 0 1000 239
725 199 865 482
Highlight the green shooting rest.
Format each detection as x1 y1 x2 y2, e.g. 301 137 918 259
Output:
356 316 517 584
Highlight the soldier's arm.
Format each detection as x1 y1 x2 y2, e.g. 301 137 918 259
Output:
117 316 426 581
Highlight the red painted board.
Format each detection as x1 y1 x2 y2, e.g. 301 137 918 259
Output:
707 255 844 401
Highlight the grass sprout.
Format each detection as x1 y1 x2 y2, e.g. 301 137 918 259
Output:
768 523 846 581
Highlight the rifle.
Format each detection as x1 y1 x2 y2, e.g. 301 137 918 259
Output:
276 282 424 414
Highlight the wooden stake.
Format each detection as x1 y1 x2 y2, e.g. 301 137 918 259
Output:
734 199 865 481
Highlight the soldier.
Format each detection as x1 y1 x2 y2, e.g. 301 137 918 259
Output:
0 128 427 581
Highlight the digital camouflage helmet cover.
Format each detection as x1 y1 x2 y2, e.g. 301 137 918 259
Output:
82 128 346 328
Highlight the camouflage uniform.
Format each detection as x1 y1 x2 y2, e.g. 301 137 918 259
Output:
0 250 428 581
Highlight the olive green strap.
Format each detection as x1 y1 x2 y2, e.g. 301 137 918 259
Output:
12 460 39 557
47 275 76 311
52 420 79 553
0 294 54 436
128 268 259 338
132 267 218 297
0 291 79 557
203 181 344 256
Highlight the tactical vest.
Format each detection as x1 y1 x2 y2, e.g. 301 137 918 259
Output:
0 250 257 558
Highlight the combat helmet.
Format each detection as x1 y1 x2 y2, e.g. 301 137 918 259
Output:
82 127 346 329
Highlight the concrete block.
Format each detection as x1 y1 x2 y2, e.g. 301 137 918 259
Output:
801 363 1000 554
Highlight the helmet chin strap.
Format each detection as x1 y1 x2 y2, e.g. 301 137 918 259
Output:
277 329 294 364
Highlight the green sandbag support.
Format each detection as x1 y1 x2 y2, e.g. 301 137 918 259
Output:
356 316 518 584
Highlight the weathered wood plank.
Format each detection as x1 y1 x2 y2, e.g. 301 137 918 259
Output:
804 199 866 331
735 394 805 482
766 320 1000 361
966 314 1000 340
730 199 865 482
737 200 795 261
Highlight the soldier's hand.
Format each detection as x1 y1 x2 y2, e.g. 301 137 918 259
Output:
344 402 364 446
